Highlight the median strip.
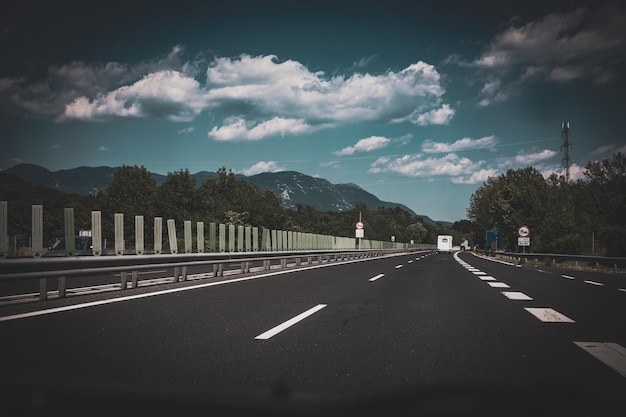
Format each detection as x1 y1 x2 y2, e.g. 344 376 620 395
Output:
254 304 327 340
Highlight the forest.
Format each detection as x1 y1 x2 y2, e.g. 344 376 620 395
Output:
466 152 626 257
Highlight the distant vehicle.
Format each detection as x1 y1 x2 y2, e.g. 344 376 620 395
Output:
437 235 453 253
43 236 98 257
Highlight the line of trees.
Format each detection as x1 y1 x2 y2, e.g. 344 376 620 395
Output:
466 152 626 256
1 166 466 252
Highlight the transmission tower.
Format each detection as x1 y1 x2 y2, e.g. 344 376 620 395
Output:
561 121 572 181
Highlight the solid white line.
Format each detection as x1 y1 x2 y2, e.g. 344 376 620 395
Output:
369 274 385 282
584 280 604 286
525 308 574 323
254 304 327 340
574 342 626 377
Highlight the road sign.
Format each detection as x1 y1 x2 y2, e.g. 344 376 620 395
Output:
355 229 364 238
518 226 530 237
518 237 531 246
356 221 364 229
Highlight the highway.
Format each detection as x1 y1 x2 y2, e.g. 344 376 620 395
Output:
1 251 625 416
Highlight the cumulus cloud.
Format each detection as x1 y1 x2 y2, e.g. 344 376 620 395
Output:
369 153 485 179
452 169 498 184
61 70 206 122
514 149 557 165
208 117 319 141
332 136 391 156
241 161 285 176
422 135 497 153
205 55 451 129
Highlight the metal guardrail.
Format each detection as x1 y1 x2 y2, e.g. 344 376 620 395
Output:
0 249 429 303
485 250 626 271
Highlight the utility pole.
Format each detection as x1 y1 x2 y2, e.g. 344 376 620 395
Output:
561 121 572 181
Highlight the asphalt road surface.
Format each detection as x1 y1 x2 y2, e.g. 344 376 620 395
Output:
1 251 625 416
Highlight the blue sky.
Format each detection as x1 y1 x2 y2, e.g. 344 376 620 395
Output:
1 0 625 222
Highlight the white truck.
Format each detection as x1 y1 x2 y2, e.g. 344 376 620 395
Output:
437 235 453 253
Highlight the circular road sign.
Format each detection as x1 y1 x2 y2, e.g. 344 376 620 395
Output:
518 226 530 237
356 221 364 229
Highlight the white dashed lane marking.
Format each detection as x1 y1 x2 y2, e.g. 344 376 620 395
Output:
574 342 626 378
524 308 574 323
501 291 533 300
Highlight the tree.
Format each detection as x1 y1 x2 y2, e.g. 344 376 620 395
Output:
157 169 198 224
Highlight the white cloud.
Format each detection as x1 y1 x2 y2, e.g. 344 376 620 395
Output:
97 146 107 152
332 136 391 156
422 135 497 153
208 117 319 141
452 169 498 184
50 144 61 150
62 70 205 122
369 152 485 179
514 149 557 165
393 103 455 126
241 161 285 176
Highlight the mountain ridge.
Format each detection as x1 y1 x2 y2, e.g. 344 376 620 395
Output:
2 164 452 225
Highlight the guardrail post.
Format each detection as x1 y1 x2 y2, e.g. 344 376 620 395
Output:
181 266 188 281
135 216 144 255
92 211 102 256
197 222 204 253
281 258 287 269
217 263 223 277
131 270 138 288
65 208 76 256
167 219 177 254
184 221 192 253
31 205 43 258
173 267 179 282
114 213 124 256
0 201 7 259
58 276 66 298
120 271 127 289
39 278 47 301
154 217 162 254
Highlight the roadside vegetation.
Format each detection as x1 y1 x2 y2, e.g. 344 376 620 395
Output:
0 167 465 253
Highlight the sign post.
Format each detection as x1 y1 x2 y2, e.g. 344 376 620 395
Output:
517 226 531 254
355 213 364 250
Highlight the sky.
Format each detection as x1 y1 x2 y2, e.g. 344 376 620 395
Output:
1 0 625 222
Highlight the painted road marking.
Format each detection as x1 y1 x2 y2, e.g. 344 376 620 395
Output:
488 282 510 288
408 260 413 264
584 280 604 286
501 291 533 300
369 274 385 282
395 265 403 269
479 276 496 281
574 342 626 377
472 271 486 275
562 275 575 280
619 289 626 293
255 304 327 340
524 308 574 323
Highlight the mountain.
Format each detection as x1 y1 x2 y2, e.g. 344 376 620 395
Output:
2 164 452 222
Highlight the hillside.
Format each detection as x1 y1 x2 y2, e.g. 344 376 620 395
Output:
2 163 450 224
